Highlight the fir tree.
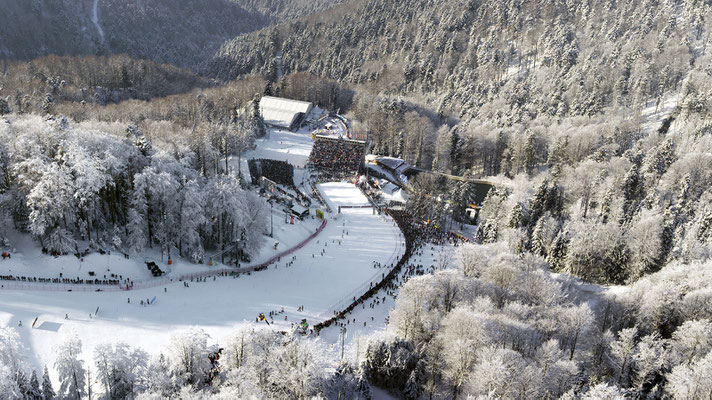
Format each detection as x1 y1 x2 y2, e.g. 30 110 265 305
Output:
41 366 55 400
0 97 10 115
403 369 421 400
531 217 547 257
15 370 28 399
41 93 55 115
547 230 569 271
27 370 42 400
524 131 536 176
250 95 266 138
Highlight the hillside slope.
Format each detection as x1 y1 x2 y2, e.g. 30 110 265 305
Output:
0 0 343 69
211 0 710 123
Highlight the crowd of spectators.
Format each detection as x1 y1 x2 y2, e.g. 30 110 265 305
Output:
0 274 122 286
313 209 463 333
248 158 294 187
248 158 310 205
308 138 364 172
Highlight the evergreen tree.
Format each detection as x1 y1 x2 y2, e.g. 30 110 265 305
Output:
0 97 10 115
27 370 41 400
528 179 549 227
621 162 643 223
524 131 536 176
249 95 266 138
531 217 547 257
41 93 54 115
403 369 421 400
15 369 28 399
508 202 526 229
547 230 569 271
41 366 55 400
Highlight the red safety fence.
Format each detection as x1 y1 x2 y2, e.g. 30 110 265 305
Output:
0 219 328 293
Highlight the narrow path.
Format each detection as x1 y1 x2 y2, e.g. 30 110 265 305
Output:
92 0 104 42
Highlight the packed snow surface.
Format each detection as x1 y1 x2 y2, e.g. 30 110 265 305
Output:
0 181 403 385
242 127 314 168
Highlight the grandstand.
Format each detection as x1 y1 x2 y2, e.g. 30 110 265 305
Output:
248 158 311 206
248 158 294 187
308 136 366 174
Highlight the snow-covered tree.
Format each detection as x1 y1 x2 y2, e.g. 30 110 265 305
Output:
26 370 41 400
465 346 530 398
41 366 55 400
666 351 712 399
579 382 626 399
626 208 664 280
632 333 666 392
93 342 147 399
669 319 712 366
609 326 638 386
534 339 577 398
436 306 492 395
167 327 211 388
54 334 86 400
179 179 207 262
559 303 594 360
143 353 174 398
0 364 21 400
26 163 76 241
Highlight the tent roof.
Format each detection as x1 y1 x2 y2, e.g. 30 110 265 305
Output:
290 204 308 214
260 96 313 128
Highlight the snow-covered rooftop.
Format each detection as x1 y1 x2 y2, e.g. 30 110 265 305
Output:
260 96 313 129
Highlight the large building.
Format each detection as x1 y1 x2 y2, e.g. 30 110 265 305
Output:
259 96 314 131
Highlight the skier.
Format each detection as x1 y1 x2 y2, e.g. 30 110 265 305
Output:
65 314 68 319
128 298 130 303
18 321 21 327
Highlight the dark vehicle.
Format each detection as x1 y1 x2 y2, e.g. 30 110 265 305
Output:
145 261 164 277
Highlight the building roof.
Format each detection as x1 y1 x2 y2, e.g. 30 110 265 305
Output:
290 204 309 215
375 157 406 171
260 96 313 128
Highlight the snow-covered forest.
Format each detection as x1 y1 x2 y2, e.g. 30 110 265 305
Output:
2 0 712 398
0 112 268 263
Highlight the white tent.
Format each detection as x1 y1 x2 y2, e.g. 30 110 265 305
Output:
290 204 309 218
260 96 313 131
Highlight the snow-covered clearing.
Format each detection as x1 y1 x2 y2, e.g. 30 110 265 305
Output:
242 127 314 168
0 181 403 386
640 95 677 134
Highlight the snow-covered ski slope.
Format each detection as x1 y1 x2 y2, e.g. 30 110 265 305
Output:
243 127 315 167
1 183 402 385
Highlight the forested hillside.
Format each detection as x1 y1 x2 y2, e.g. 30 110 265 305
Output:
211 0 712 284
0 0 344 70
212 0 709 125
234 0 349 21
211 0 710 167
1 0 712 398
